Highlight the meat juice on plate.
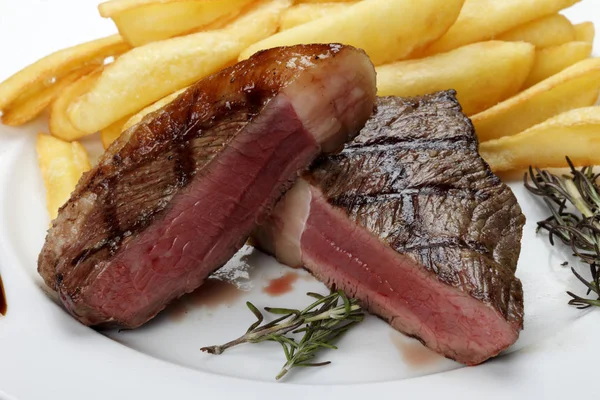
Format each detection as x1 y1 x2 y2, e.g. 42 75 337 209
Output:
390 332 443 369
167 279 245 321
262 272 299 296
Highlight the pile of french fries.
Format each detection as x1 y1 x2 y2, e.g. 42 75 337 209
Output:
0 0 598 219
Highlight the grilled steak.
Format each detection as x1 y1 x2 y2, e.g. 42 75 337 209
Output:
254 91 525 365
38 44 377 328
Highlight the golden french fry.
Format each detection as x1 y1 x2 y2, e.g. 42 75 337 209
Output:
421 0 580 56
574 22 595 44
472 58 600 142
123 87 186 132
0 35 129 113
480 107 600 172
50 70 103 141
36 134 91 220
68 0 290 134
294 0 354 3
107 0 255 47
523 41 592 89
99 0 192 16
280 3 356 30
98 88 186 157
376 41 535 116
496 14 575 49
1 66 97 126
100 116 130 149
239 0 466 65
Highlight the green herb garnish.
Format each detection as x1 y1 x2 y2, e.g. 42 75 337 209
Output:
201 290 364 380
525 157 600 308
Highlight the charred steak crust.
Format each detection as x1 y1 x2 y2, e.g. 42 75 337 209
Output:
38 44 377 327
308 92 525 331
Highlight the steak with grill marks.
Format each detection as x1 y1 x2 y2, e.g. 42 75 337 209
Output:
254 91 526 365
37 44 377 328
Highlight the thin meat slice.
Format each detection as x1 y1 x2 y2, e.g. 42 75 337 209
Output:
254 91 525 365
38 44 377 328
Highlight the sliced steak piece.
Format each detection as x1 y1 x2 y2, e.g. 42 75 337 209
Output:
38 44 377 328
254 91 526 365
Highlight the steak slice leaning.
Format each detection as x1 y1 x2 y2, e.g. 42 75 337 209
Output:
254 91 526 366
38 44 377 328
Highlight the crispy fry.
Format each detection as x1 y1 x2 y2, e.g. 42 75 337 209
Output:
0 35 129 113
280 3 356 30
523 41 592 89
123 87 186 132
480 107 600 172
421 0 581 56
99 0 190 17
472 58 600 142
239 0 466 65
49 69 103 141
36 134 91 220
100 116 130 149
294 0 354 3
108 0 255 46
99 88 189 153
496 14 575 49
574 21 595 44
1 66 96 126
68 0 290 134
376 41 535 116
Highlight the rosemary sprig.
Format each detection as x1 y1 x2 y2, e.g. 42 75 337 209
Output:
524 157 600 308
200 290 364 380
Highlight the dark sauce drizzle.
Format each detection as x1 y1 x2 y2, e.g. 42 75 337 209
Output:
0 275 6 316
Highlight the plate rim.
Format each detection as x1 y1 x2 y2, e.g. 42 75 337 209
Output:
1 1 600 398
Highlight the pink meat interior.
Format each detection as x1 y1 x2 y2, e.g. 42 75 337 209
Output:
300 188 519 365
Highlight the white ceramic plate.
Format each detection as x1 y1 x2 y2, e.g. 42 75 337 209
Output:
1 1 599 399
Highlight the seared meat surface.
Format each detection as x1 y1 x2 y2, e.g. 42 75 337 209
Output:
254 91 525 365
38 44 377 328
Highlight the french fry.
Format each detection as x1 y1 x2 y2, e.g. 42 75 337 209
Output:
98 88 187 157
496 14 575 49
0 35 129 113
100 117 130 149
523 41 592 89
50 69 103 141
106 0 255 47
99 0 197 16
123 87 186 131
68 0 291 134
36 134 91 220
376 41 535 116
421 0 581 56
99 0 175 16
1 66 97 126
239 0 466 65
574 22 595 44
472 58 600 142
294 0 354 3
480 107 600 172
280 3 356 31
99 88 187 150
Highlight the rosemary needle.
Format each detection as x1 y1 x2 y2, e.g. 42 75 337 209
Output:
525 157 600 308
200 290 364 380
